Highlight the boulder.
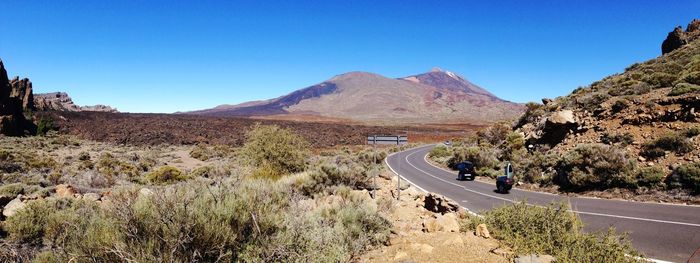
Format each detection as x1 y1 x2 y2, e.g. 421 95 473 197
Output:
423 193 460 214
435 213 460 232
2 197 26 218
422 213 460 233
476 223 491 238
539 110 578 146
410 243 434 254
55 184 78 198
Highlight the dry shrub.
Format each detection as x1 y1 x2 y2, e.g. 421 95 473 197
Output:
144 166 188 184
2 179 390 262
240 124 310 178
464 202 639 262
555 144 636 191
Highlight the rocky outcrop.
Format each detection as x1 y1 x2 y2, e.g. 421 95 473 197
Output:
540 110 578 145
423 193 461 214
0 60 35 136
34 92 118 113
662 19 700 54
9 77 34 111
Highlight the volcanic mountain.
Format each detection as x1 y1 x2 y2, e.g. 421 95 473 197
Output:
188 68 524 124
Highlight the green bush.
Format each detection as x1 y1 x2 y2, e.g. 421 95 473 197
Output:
519 152 558 184
642 72 677 88
0 183 25 197
515 102 545 128
641 133 693 159
465 202 638 262
679 71 700 85
240 124 310 177
428 145 451 159
36 117 56 136
144 166 188 184
635 167 666 188
610 99 629 113
96 153 140 183
600 133 634 146
448 146 500 177
4 178 390 262
668 82 700 96
685 126 700 137
674 162 700 194
555 144 636 191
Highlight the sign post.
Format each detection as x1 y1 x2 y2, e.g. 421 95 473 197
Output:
367 135 408 200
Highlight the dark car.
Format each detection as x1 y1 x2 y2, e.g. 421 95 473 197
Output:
496 163 515 193
455 161 475 181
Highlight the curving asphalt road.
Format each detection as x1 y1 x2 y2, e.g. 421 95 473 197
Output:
386 145 700 263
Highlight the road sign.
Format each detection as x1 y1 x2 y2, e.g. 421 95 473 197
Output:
367 135 408 145
367 134 408 200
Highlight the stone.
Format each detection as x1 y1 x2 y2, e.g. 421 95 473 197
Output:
2 197 26 218
539 110 578 146
541 98 552 105
514 254 556 263
410 243 434 254
139 187 154 198
423 193 460 214
394 251 409 260
435 213 460 232
476 223 491 238
83 193 101 202
442 235 464 245
55 184 78 198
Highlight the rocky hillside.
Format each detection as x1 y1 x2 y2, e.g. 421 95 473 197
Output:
429 19 700 204
0 60 36 136
189 68 524 125
503 19 700 200
34 92 118 113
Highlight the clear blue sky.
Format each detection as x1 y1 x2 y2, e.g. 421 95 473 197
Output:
1 1 698 113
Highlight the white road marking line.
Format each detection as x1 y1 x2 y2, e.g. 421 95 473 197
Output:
400 148 700 228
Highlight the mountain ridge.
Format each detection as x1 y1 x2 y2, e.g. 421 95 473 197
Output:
188 68 524 124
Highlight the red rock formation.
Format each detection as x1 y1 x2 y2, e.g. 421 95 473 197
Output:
662 19 700 54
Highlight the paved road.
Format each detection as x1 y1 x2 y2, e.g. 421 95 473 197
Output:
386 145 700 263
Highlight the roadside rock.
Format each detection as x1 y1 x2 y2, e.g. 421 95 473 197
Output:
476 223 491 238
422 213 460 233
3 197 27 218
423 193 460 214
55 184 78 198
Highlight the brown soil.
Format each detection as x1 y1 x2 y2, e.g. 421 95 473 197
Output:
37 111 472 148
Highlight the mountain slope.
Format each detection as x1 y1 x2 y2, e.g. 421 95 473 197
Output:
189 69 523 124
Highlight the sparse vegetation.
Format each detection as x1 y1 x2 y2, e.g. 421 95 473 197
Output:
555 144 635 191
463 202 639 262
144 166 188 184
239 124 310 180
672 162 700 193
668 82 700 96
641 132 694 159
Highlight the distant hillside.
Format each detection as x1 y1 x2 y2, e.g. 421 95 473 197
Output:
188 68 524 125
35 92 118 113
